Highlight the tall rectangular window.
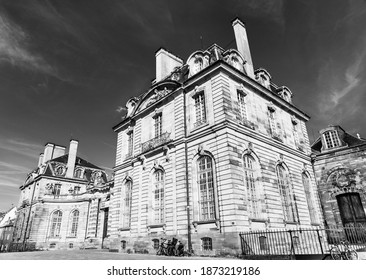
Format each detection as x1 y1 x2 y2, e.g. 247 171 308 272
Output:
302 173 317 224
154 114 162 138
268 110 277 136
237 90 247 121
293 123 299 147
194 92 206 126
127 131 133 156
70 210 79 237
198 156 215 221
243 155 261 218
153 170 164 224
123 181 132 228
276 165 298 222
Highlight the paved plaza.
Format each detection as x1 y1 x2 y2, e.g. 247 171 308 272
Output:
0 249 222 260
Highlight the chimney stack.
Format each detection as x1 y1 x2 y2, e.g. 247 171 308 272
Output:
52 145 66 159
42 143 55 164
155 48 183 83
38 153 44 167
66 139 78 178
232 18 254 79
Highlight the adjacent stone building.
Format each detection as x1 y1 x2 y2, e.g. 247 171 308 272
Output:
109 18 324 255
0 207 16 252
311 125 366 229
12 140 112 251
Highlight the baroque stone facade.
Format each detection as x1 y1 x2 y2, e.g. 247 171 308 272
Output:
108 18 323 255
311 125 366 228
12 140 112 251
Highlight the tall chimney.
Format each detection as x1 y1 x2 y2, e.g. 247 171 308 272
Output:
38 153 44 167
66 139 78 178
155 48 183 82
52 145 66 159
232 18 254 79
42 143 55 164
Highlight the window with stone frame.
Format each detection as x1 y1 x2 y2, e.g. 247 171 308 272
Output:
50 210 62 237
154 113 163 138
198 156 216 221
302 172 317 224
243 154 262 219
292 122 300 147
127 130 134 157
268 109 277 136
276 165 298 222
123 180 133 228
121 240 127 250
70 210 79 237
54 184 61 197
152 239 160 250
73 186 81 195
194 91 206 127
74 168 83 179
323 130 340 149
237 89 247 122
201 237 212 250
153 170 165 224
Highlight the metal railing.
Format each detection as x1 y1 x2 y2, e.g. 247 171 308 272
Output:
141 132 171 153
239 226 366 257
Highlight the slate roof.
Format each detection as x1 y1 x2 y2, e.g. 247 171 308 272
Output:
311 126 366 153
51 154 103 170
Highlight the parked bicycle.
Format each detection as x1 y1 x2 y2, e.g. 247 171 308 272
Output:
156 237 191 257
330 240 358 260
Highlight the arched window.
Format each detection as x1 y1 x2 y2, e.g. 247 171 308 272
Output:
243 155 261 218
198 156 215 221
50 210 62 237
70 210 79 237
153 170 165 224
259 236 268 250
201 237 212 250
152 239 160 250
302 173 317 224
323 130 340 149
276 165 298 222
74 169 83 179
123 180 133 228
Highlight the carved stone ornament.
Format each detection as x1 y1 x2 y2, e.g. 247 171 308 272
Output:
247 142 253 154
138 155 146 170
239 84 247 95
153 160 159 170
163 145 170 162
267 102 276 112
291 115 298 125
278 154 284 165
197 144 205 155
146 87 172 108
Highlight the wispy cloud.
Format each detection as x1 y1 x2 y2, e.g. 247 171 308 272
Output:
233 0 285 26
0 11 56 75
0 138 42 159
317 47 366 123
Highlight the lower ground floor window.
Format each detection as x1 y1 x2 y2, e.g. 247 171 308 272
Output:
152 239 159 250
121 240 127 250
49 243 56 249
259 236 268 250
69 243 73 249
201 237 212 250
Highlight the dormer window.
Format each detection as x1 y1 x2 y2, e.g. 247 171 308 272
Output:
323 130 340 149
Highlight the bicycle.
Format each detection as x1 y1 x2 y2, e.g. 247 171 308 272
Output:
330 240 358 260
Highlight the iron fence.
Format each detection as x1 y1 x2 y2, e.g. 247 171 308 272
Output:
239 226 366 257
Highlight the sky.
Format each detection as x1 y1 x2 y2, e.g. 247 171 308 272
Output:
1 0 366 212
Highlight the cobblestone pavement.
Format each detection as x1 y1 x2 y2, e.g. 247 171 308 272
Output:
0 250 221 260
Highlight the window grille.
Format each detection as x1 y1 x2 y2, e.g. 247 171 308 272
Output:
201 237 212 250
324 130 340 149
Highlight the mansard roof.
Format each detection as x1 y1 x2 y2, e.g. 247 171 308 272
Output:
311 125 366 153
51 154 103 170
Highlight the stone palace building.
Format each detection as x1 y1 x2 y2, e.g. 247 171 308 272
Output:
12 140 112 251
108 18 323 255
